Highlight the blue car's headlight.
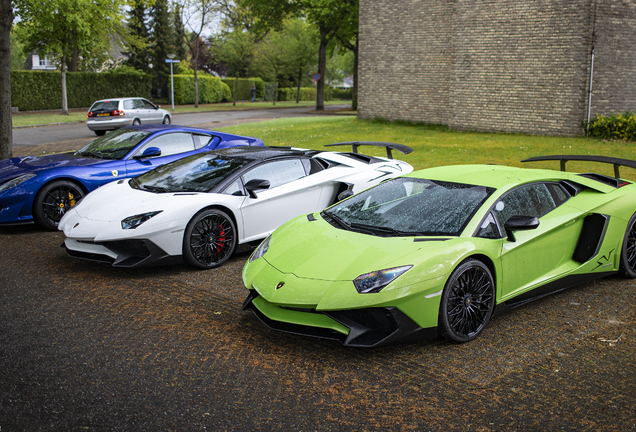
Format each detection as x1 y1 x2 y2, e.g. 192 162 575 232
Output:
121 211 162 230
249 235 271 262
0 173 36 192
353 265 412 294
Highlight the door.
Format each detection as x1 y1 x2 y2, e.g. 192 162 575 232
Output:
495 182 584 299
239 159 325 242
142 99 162 122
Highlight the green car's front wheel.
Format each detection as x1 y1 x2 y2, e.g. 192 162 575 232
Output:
183 209 237 269
439 258 495 343
620 212 636 278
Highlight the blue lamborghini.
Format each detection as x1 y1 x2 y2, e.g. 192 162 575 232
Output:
0 125 264 230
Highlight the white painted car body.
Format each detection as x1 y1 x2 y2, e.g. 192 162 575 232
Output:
59 145 414 268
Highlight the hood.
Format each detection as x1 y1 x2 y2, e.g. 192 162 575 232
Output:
264 214 463 282
0 153 99 181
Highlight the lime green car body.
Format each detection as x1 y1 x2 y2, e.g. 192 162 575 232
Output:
242 160 636 347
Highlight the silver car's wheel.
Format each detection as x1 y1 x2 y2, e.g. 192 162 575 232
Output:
620 213 636 278
183 209 237 269
162 115 171 124
439 259 495 343
133 118 141 126
94 130 106 136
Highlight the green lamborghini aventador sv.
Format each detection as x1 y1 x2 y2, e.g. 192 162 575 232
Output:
242 155 636 347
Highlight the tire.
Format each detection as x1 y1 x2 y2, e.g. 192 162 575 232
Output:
162 115 171 124
132 118 141 126
183 209 237 269
439 258 495 343
95 130 106 136
33 180 85 231
620 212 636 278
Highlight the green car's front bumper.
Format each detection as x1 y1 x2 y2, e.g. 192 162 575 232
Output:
242 290 438 347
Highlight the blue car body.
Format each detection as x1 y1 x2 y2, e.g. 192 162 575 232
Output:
0 124 264 228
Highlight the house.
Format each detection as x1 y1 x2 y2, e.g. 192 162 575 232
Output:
24 52 56 71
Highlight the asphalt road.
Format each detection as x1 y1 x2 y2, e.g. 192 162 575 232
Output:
12 105 346 147
2 111 636 430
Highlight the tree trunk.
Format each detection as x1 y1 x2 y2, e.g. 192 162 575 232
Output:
61 54 69 115
316 28 327 111
193 39 199 108
0 0 13 159
233 77 238 106
66 47 79 72
296 67 302 104
273 81 277 106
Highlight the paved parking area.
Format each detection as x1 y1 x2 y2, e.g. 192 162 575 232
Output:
1 224 635 431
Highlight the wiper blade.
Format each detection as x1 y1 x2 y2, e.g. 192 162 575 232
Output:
142 184 169 193
323 211 351 230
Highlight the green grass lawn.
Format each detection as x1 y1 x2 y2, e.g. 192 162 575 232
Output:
219 116 636 181
11 100 349 128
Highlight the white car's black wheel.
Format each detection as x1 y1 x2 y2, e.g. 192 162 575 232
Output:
162 116 171 124
133 118 141 126
439 258 495 343
33 180 85 231
94 130 106 136
183 209 237 269
620 213 636 278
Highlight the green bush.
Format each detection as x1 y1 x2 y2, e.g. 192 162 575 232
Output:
331 88 352 100
221 77 265 101
172 74 228 105
276 87 315 102
586 112 636 141
10 70 152 111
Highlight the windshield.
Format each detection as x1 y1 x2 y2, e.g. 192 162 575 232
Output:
75 129 151 160
324 177 495 237
132 153 250 193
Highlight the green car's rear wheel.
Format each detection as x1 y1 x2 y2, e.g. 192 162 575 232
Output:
183 209 237 269
439 258 495 343
620 212 636 278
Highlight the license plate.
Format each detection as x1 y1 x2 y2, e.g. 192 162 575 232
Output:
97 113 110 116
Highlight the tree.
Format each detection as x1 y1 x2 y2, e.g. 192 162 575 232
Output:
243 0 357 110
14 0 126 114
125 0 152 73
210 29 255 105
0 0 14 159
10 26 26 70
178 0 218 108
149 0 175 99
283 19 318 103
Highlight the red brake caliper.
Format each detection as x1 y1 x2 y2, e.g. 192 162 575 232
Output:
216 229 226 252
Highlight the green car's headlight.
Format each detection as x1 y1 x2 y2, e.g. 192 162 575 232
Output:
249 235 271 262
0 173 36 192
353 265 412 294
121 211 162 230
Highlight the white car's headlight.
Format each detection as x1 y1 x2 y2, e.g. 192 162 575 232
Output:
121 211 162 230
0 173 36 192
353 265 412 294
249 235 271 262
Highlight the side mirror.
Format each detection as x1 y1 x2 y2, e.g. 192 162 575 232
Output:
134 147 162 159
244 179 270 199
337 190 354 202
504 215 539 242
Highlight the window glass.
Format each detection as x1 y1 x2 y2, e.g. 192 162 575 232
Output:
137 133 195 157
123 100 134 109
492 183 557 227
325 178 494 237
75 129 151 160
222 179 245 196
142 99 156 109
193 134 216 149
242 159 306 190
90 101 119 112
476 212 501 239
133 99 146 109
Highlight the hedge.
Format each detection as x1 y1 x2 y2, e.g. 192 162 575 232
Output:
586 111 636 141
172 74 230 105
276 87 316 102
11 70 152 111
221 78 265 101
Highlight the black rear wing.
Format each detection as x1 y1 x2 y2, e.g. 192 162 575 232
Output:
522 155 636 179
325 141 413 160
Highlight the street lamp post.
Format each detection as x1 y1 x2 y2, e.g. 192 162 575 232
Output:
165 54 181 112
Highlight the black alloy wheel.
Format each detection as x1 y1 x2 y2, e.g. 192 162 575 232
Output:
33 180 85 231
439 258 495 343
183 209 237 269
620 213 636 278
162 116 171 124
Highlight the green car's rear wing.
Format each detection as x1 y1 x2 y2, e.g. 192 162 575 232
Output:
522 155 636 179
325 142 413 160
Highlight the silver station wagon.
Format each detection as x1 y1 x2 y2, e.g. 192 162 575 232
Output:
86 97 172 136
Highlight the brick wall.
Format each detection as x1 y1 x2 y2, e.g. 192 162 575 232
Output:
359 0 636 137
